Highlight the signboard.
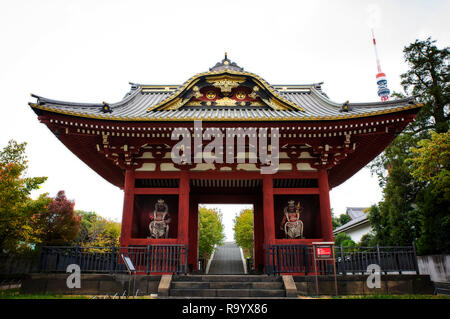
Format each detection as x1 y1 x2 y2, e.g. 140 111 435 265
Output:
121 254 136 272
316 246 333 259
311 242 338 296
312 242 335 260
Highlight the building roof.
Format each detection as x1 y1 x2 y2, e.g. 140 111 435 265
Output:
333 207 370 234
29 57 421 122
346 207 368 220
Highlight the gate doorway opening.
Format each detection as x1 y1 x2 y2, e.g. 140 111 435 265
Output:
188 180 264 274
199 204 253 274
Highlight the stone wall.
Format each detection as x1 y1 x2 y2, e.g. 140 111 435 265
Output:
293 275 434 296
21 274 161 296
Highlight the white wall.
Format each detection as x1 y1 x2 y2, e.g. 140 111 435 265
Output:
344 224 372 243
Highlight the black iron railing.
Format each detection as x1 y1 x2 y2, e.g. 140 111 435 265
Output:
38 245 188 274
266 244 418 275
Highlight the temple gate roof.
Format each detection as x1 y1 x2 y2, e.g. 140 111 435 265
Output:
29 56 420 122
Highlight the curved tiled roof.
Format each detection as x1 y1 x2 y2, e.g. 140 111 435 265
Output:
30 84 419 122
29 58 420 122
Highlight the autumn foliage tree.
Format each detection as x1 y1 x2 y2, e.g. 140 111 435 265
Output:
34 191 81 246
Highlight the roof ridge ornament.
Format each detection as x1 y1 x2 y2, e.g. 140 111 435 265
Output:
209 53 244 72
340 100 351 112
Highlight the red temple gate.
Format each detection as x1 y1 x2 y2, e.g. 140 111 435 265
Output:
29 56 422 274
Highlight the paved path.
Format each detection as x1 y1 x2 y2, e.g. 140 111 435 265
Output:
207 242 245 274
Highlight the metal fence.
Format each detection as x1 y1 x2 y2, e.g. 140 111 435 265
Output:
0 255 39 275
266 244 418 275
38 245 188 274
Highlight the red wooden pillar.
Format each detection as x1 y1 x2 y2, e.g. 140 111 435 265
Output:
262 175 275 247
177 172 190 245
318 168 333 241
120 169 135 247
253 194 264 271
188 198 198 270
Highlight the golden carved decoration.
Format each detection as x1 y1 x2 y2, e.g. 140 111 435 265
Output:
206 75 245 93
235 90 246 100
185 100 203 106
193 86 203 99
146 69 307 112
212 79 240 93
165 97 186 110
249 86 259 99
206 90 217 99
263 98 286 110
215 96 238 106
184 99 265 107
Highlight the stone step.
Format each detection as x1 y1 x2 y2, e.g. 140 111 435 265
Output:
173 275 281 282
169 288 286 298
172 281 283 290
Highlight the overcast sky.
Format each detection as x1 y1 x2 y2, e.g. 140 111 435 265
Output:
1 1 448 241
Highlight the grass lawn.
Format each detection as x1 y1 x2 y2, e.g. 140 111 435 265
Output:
0 289 91 299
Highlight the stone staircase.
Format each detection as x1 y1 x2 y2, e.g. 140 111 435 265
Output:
168 275 286 298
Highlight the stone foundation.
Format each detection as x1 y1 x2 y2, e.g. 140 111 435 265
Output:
293 274 434 295
20 273 161 296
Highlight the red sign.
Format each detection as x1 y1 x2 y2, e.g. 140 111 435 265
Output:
316 247 332 257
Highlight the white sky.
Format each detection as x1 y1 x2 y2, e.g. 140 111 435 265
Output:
1 1 448 241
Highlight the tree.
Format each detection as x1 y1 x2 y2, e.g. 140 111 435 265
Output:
332 211 351 230
334 232 355 247
408 131 450 254
338 214 351 226
35 191 81 246
0 140 48 253
409 131 450 199
368 37 449 254
399 37 449 134
233 208 254 258
358 233 376 247
331 211 340 230
198 206 225 260
76 211 121 247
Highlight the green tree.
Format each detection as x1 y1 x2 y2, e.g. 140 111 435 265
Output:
233 208 254 258
358 233 376 247
409 131 450 198
0 140 48 253
198 206 225 260
408 131 450 254
399 38 449 134
332 212 351 230
334 232 355 247
369 37 449 254
338 214 351 226
76 211 121 247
